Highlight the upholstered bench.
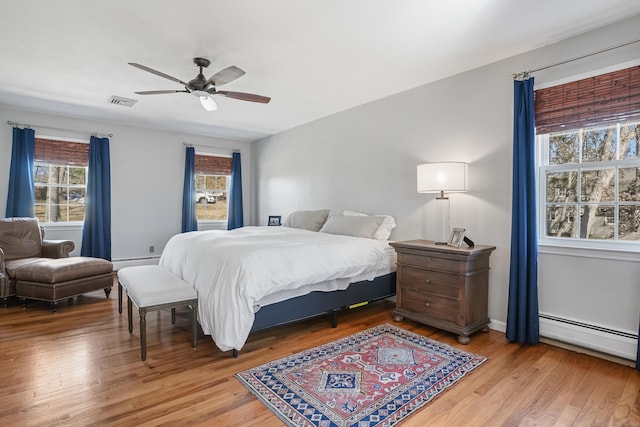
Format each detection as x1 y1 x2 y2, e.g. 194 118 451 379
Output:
15 257 113 311
117 265 198 361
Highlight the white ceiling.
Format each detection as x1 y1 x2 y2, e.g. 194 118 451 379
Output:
1 1 640 142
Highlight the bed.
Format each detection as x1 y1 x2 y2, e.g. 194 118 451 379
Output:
159 210 397 355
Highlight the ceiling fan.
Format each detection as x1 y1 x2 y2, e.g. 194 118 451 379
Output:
129 57 271 111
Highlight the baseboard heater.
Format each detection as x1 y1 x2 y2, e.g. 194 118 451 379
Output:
539 312 638 361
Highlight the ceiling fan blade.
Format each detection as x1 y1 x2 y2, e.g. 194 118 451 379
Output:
207 66 246 87
128 62 190 86
216 91 271 104
134 90 189 95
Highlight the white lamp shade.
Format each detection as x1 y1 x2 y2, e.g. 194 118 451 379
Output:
417 162 468 193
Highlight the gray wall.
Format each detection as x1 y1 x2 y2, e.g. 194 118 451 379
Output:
0 106 253 261
253 15 640 358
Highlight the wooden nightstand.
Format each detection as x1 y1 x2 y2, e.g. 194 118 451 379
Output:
390 240 496 344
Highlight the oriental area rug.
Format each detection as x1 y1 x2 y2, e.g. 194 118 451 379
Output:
235 323 487 426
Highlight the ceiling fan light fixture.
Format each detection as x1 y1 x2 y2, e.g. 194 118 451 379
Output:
200 95 218 111
192 90 217 111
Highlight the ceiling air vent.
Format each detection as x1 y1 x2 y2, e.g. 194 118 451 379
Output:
108 96 138 107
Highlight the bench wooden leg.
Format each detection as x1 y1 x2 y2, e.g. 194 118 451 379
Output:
127 296 133 333
140 308 147 361
191 303 198 349
118 283 123 314
171 307 176 325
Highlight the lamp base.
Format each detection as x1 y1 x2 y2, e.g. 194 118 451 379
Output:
426 197 450 244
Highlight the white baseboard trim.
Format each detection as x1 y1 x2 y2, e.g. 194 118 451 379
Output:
539 315 637 361
489 319 506 333
487 317 637 361
112 256 160 271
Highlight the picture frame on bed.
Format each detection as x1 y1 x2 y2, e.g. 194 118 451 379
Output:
447 228 465 247
268 215 282 226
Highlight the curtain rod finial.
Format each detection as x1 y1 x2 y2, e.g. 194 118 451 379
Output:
512 71 532 81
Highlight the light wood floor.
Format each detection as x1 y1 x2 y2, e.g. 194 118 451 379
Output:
1 286 638 427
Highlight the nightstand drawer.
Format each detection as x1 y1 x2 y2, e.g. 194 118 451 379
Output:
399 253 461 272
401 288 459 324
401 267 460 298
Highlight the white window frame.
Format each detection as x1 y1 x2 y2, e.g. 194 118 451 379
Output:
194 172 230 224
537 124 640 258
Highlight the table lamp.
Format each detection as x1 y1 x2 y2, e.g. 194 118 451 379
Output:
417 162 468 243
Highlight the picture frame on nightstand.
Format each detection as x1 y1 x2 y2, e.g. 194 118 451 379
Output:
447 228 465 247
268 215 281 226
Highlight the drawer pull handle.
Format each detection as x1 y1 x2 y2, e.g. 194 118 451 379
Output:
425 302 431 307
425 279 431 284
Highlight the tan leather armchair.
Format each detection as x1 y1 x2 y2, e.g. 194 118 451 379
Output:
0 217 74 306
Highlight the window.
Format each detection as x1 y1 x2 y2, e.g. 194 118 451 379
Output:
539 122 640 242
536 65 640 247
34 138 89 223
194 154 231 221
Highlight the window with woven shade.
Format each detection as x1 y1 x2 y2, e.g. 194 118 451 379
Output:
535 66 640 247
33 138 89 224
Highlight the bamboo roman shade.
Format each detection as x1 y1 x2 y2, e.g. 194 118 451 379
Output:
534 65 640 134
194 154 232 175
35 138 89 166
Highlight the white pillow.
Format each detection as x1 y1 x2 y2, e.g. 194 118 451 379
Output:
283 210 330 232
343 210 397 240
319 215 383 239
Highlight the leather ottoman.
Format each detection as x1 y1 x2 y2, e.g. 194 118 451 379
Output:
15 257 113 311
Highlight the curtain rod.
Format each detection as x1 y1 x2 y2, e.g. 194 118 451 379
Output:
7 120 113 138
512 37 640 80
183 141 240 152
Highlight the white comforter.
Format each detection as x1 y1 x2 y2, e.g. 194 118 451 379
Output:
159 226 390 352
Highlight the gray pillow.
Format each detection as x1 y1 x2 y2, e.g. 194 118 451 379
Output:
283 210 330 232
319 215 384 239
343 211 397 240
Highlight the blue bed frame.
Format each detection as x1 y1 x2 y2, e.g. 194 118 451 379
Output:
231 272 396 357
